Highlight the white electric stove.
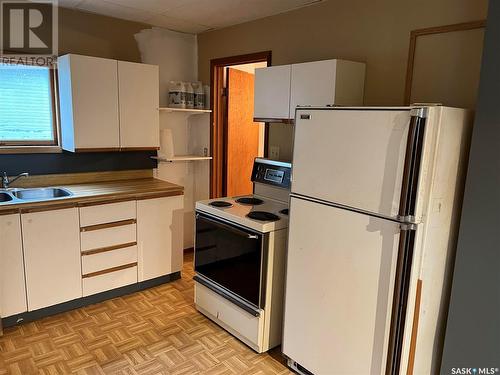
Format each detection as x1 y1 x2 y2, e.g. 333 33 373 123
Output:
195 195 289 233
193 158 291 353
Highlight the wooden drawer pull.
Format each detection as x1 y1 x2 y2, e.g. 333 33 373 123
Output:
81 242 137 256
80 219 136 232
82 262 137 278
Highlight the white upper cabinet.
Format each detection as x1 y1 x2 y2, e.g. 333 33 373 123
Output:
254 59 366 122
0 214 27 317
58 54 120 151
290 59 366 110
58 54 160 152
254 65 292 121
118 61 160 149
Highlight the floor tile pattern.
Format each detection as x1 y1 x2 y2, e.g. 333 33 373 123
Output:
0 253 291 374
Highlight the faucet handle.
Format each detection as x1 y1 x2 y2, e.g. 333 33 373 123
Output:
1 172 7 189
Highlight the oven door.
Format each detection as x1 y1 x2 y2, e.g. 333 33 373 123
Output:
194 212 265 312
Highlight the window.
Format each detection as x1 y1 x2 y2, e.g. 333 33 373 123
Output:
0 65 57 146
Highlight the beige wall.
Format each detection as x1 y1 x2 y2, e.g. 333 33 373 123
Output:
197 0 488 160
59 7 149 62
198 0 487 105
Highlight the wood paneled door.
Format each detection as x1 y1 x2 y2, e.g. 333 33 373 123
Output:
225 68 261 197
210 51 271 198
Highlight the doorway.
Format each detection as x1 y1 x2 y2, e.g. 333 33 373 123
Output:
210 51 272 198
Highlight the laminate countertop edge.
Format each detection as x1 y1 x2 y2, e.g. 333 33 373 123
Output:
0 178 184 215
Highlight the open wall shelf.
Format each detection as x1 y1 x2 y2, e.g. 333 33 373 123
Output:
152 155 213 163
159 107 212 114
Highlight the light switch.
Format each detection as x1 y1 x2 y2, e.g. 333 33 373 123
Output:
270 146 280 160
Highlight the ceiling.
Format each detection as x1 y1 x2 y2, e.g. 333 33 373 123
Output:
58 0 324 34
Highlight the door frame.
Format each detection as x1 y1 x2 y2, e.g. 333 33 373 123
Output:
210 51 272 198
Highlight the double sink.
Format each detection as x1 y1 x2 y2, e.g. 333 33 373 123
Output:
0 188 74 204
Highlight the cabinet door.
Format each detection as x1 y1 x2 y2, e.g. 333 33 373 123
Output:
137 196 183 281
290 59 337 114
0 214 27 317
22 208 82 311
58 54 120 151
254 65 291 120
118 61 160 149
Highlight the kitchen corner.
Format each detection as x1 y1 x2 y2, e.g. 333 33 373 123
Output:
0 170 184 327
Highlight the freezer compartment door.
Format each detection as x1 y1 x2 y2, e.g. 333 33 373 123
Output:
293 108 413 219
283 196 402 374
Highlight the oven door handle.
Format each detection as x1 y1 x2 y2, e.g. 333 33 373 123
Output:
196 213 261 239
194 275 261 317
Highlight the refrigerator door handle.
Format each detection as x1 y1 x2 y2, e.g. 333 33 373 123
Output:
398 114 427 222
385 224 417 375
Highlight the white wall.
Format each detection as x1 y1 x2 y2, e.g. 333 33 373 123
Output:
135 28 210 249
135 27 198 103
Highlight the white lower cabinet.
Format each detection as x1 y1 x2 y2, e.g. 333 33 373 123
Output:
137 196 184 281
0 214 27 317
22 208 82 311
79 200 136 227
1 194 184 319
80 223 136 251
82 245 137 275
83 265 138 297
78 201 138 296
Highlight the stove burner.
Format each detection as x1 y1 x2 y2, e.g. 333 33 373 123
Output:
209 201 233 208
236 197 264 205
247 211 280 222
280 208 289 216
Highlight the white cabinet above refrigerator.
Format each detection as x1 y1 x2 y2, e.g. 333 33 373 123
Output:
254 59 365 123
254 65 292 122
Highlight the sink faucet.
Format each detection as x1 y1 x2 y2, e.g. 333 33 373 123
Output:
2 172 29 189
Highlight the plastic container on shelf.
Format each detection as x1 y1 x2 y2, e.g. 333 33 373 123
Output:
192 81 205 109
168 81 185 108
203 85 210 109
184 82 194 109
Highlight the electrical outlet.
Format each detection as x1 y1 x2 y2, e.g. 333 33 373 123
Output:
270 146 280 160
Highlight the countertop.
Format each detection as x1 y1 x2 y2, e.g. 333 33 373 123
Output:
0 178 184 215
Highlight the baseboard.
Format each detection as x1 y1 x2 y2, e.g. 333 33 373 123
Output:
2 271 181 328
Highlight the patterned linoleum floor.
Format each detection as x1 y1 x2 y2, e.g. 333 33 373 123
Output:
0 252 292 375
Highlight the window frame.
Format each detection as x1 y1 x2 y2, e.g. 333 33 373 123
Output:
0 64 60 149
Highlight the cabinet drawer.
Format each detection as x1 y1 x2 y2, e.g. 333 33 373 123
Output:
79 201 136 227
195 283 261 345
81 223 136 251
83 264 137 297
82 245 137 275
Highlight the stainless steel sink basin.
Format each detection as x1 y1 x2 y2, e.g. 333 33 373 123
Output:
12 188 73 200
0 192 13 202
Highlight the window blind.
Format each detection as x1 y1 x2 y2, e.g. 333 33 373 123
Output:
0 65 55 143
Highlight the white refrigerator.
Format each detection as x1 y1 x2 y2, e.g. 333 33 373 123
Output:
283 106 473 375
